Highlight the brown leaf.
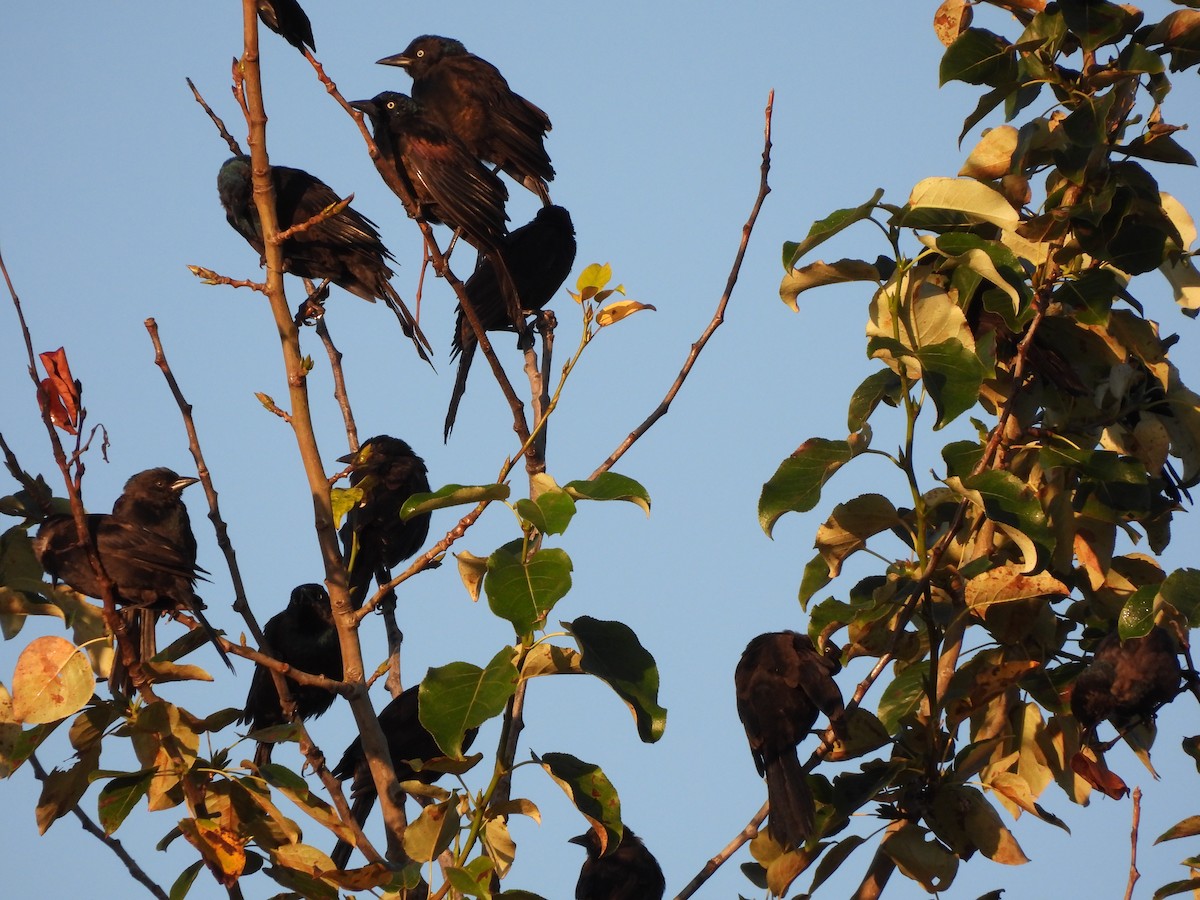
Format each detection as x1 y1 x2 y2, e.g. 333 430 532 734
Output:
37 348 81 435
1070 750 1130 799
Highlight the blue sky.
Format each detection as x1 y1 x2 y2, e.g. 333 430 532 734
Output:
3 2 1200 898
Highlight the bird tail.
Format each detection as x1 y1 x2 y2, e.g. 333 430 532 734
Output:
443 338 477 442
381 282 434 367
109 608 156 696
765 750 814 848
190 603 236 674
330 792 376 869
253 740 273 768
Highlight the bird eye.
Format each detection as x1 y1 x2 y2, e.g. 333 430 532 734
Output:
386 101 395 109
416 49 425 57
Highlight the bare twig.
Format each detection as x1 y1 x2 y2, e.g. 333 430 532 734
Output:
673 804 765 900
29 754 169 900
272 194 353 243
186 77 243 156
1124 787 1142 900
314 316 359 453
187 266 268 294
591 90 775 479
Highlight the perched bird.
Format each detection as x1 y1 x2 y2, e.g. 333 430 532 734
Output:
329 685 478 868
338 436 431 609
735 631 846 848
217 155 428 359
350 92 509 253
240 584 343 766
445 205 577 440
1071 626 1182 730
569 828 665 900
257 0 315 54
33 469 233 691
377 35 554 201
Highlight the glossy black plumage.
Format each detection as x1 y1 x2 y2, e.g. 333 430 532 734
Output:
445 205 577 440
378 35 554 201
329 685 478 868
570 828 665 900
257 0 315 53
217 155 427 358
240 584 342 766
33 469 232 689
1071 626 1182 730
735 631 846 848
351 92 509 253
338 436 431 609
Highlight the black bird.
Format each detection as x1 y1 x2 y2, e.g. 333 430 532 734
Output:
377 35 554 201
445 205 577 440
350 92 509 254
735 631 846 848
257 0 315 54
33 469 233 691
338 436 431 609
569 828 665 900
217 155 428 360
240 584 343 766
1071 626 1182 731
329 685 479 868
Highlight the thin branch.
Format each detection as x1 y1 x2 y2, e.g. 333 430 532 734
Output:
314 316 359 454
186 77 243 156
145 318 265 646
187 266 268 294
1124 787 1142 900
673 804 765 900
29 754 169 900
591 89 775 479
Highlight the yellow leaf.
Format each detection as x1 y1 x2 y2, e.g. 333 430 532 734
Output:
11 636 94 724
596 300 656 327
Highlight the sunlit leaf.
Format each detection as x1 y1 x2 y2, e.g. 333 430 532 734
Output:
536 752 621 852
759 439 853 537
421 648 519 758
11 636 94 724
782 189 885 269
780 258 881 312
485 543 573 636
563 473 650 515
403 483 510 518
564 616 667 743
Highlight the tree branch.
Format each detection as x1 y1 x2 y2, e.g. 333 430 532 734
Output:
591 90 774 479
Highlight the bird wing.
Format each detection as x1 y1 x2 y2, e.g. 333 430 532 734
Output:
402 133 509 249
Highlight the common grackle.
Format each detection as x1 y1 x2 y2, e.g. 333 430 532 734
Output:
257 0 315 54
329 685 478 868
350 92 509 254
1071 626 1182 731
338 436 431 609
217 155 428 359
240 583 343 766
570 827 665 900
33 469 233 691
377 35 554 202
735 631 846 848
444 204 576 440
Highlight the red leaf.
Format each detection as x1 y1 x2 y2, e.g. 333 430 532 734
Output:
37 348 81 434
1071 751 1130 799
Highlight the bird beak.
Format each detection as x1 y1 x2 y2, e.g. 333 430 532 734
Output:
172 476 200 493
349 99 377 117
567 833 589 847
376 52 412 68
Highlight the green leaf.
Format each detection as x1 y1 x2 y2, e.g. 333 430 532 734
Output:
1156 816 1200 843
780 258 882 312
1059 0 1134 51
847 369 903 433
940 28 1017 87
962 470 1053 552
330 486 361 530
97 771 152 834
169 860 204 900
809 835 867 894
782 189 885 269
564 616 667 743
421 648 519 758
1117 585 1159 639
258 763 353 842
798 553 833 610
524 475 577 535
878 663 926 733
536 752 622 847
918 339 986 428
485 543 573 636
562 472 650 516
402 483 511 518
1154 879 1200 900
1158 568 1200 627
880 823 958 893
758 439 853 537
